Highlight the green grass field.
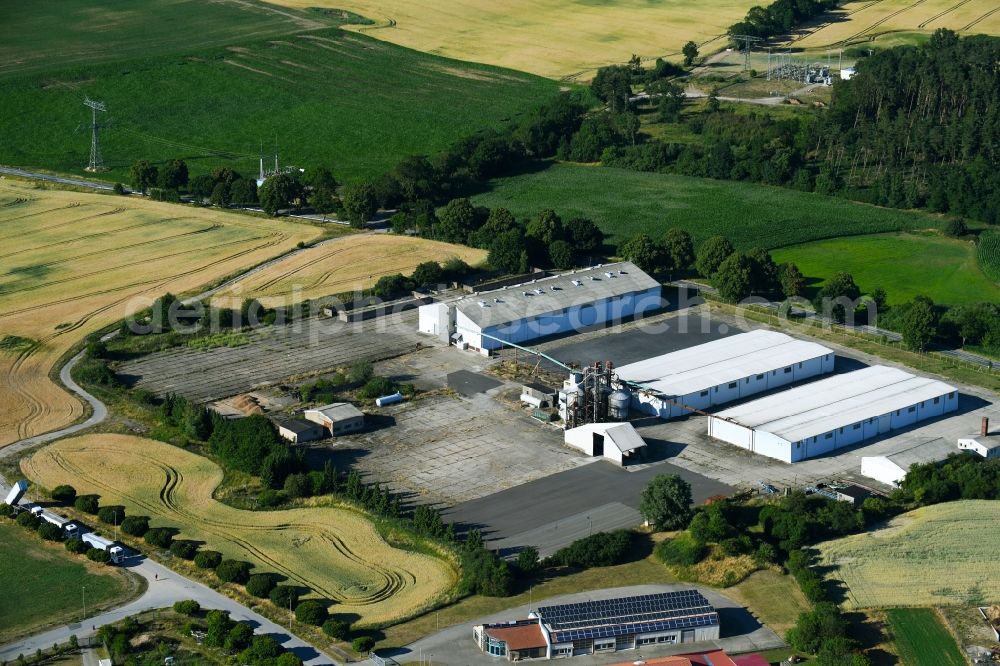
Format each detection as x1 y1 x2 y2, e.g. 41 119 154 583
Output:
0 521 138 642
0 25 557 183
885 608 966 666
772 233 1000 305
977 230 1000 283
471 163 943 249
0 0 341 80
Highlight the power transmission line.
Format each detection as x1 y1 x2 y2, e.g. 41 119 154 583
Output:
83 97 108 171
731 35 763 71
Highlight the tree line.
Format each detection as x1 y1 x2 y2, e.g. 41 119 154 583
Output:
727 0 838 42
605 31 1000 228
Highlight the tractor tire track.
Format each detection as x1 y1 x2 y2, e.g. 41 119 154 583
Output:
918 0 972 28
961 4 1000 29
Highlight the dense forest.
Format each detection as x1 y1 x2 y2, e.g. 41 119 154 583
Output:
607 30 1000 224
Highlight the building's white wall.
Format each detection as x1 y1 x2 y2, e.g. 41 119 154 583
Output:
861 456 906 486
708 417 754 449
604 437 624 464
766 365 796 389
476 286 662 351
456 309 484 349
564 427 595 455
755 430 794 463
710 381 741 406
417 303 442 337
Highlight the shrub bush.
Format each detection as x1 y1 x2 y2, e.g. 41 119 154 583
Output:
120 516 150 537
351 636 375 653
173 600 200 616
357 376 395 400
295 600 329 626
269 585 301 609
216 560 253 585
655 534 707 566
257 489 286 508
37 522 63 541
322 619 350 640
194 550 223 569
87 548 111 564
74 495 100 514
50 484 77 505
98 506 125 525
16 511 41 530
65 538 88 554
246 573 276 598
0 502 11 519
144 527 174 549
552 530 633 568
169 540 199 560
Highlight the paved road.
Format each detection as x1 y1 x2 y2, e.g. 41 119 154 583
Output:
0 555 339 665
0 166 118 191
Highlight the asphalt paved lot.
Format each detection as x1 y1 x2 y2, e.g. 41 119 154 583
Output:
529 312 736 371
446 458 732 556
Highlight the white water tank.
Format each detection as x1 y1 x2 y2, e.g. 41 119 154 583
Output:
609 390 631 421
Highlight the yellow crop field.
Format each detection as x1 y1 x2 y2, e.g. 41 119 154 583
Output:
0 180 319 447
214 233 486 307
23 434 456 626
816 500 1000 608
263 0 757 79
794 0 1000 48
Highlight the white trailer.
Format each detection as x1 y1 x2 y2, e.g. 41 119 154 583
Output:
81 532 125 563
4 480 29 507
40 510 79 537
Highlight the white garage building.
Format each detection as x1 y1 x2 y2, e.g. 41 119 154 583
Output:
417 262 661 353
564 422 647 465
708 365 959 463
861 438 957 487
616 330 834 419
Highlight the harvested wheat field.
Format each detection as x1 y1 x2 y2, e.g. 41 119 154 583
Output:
213 233 485 307
793 0 1000 48
23 434 456 626
0 180 319 447
816 500 1000 608
264 0 755 79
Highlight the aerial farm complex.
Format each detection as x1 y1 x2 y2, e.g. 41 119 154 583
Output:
3 3 1000 663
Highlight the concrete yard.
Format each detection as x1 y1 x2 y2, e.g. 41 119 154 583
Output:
317 390 593 505
396 584 783 666
117 313 423 402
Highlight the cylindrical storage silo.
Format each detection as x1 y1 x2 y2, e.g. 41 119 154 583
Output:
608 390 631 421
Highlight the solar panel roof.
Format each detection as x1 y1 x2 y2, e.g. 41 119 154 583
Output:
537 591 716 632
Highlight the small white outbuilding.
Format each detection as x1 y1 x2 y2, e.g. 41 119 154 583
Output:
564 422 646 465
861 438 957 487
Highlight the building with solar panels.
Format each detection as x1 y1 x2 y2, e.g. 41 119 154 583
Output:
473 590 720 660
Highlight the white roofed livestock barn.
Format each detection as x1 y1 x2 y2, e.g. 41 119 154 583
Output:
418 262 661 353
616 330 834 419
708 366 959 463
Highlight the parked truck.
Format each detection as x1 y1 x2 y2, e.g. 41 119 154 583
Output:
81 532 125 563
3 480 29 507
